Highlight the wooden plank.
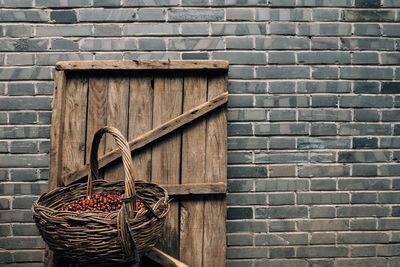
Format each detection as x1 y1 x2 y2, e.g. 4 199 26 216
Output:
151 74 183 258
162 182 226 197
46 70 66 267
129 74 153 182
85 74 108 178
63 91 228 186
203 73 228 267
103 75 130 182
145 248 189 267
180 74 207 267
56 60 229 71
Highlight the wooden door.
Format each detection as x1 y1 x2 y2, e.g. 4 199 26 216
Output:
48 60 228 267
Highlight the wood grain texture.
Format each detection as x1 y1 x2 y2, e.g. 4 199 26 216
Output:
146 248 189 267
162 182 226 196
203 74 228 267
63 91 228 186
103 75 130 182
56 60 229 71
129 75 153 182
180 74 207 267
151 74 183 259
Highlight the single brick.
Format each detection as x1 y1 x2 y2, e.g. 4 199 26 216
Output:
255 96 308 107
351 218 377 230
338 232 389 244
355 0 381 7
337 206 390 217
310 123 337 136
254 123 309 136
297 219 349 231
228 109 266 121
269 247 294 258
311 179 336 191
9 112 36 124
298 109 350 122
311 95 338 107
168 37 224 50
338 151 390 163
268 220 296 232
310 152 336 163
297 192 349 204
12 250 44 263
269 137 296 150
255 152 308 164
352 52 380 64
137 8 166 21
256 206 308 219
228 151 253 164
79 8 136 22
297 0 352 6
228 179 253 193
339 178 390 190
297 137 351 150
228 123 252 136
227 221 267 233
310 233 335 244
354 110 380 122
268 81 296 93
256 37 310 50
297 81 350 93
169 8 224 22
310 206 335 218
51 38 79 51
226 37 254 49
181 23 209 36
340 67 393 80
353 81 380 94
3 25 33 37
298 23 351 36
93 0 121 6
226 8 254 21
256 179 309 192
352 164 378 177
9 141 38 154
381 137 400 148
353 23 381 36
381 52 400 65
227 247 268 259
341 37 394 50
297 52 350 64
336 258 388 267
227 193 266 205
297 246 348 258
255 233 307 246
50 10 77 23
12 223 40 236
0 10 49 22
311 37 339 50
269 110 296 121
227 234 253 246
228 137 268 150
313 9 339 21
298 165 350 178
382 24 400 37
12 196 38 209
269 22 296 35
228 95 253 108
228 166 267 178
268 52 296 65
381 82 400 94
353 137 378 149
8 83 35 96
342 10 395 21
339 123 391 135
227 207 253 219
268 193 295 205
213 51 267 65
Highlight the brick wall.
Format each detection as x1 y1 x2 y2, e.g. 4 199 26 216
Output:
0 0 400 266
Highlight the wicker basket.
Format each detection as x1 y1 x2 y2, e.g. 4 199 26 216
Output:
32 126 170 264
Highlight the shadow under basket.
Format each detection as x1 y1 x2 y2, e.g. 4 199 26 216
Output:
32 126 170 264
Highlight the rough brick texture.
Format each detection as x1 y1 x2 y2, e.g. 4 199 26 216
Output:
0 0 399 266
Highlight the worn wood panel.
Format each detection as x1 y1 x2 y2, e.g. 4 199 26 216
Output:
103 75 130 182
151 74 183 259
203 73 227 267
129 75 153 182
180 74 208 267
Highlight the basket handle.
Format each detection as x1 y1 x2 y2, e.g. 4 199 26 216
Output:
87 126 136 210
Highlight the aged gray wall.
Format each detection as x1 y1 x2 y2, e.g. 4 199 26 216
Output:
1 0 400 266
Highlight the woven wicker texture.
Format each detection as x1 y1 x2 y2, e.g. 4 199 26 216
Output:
32 126 170 264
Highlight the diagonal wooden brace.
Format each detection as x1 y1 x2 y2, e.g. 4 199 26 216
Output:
62 91 228 197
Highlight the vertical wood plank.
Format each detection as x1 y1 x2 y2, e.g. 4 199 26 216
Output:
203 73 227 267
180 74 207 267
129 74 153 182
103 74 130 182
86 74 108 174
152 74 183 259
46 70 66 267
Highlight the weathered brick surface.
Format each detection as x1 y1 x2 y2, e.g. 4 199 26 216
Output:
0 1 399 266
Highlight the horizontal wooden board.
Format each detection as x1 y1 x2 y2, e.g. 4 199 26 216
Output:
56 60 229 71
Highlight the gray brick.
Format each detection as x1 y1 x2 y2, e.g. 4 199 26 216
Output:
256 37 310 50
268 220 296 232
227 234 253 246
37 25 92 37
229 66 254 79
93 0 121 6
2 0 33 7
298 23 351 36
381 137 400 148
297 192 349 204
353 81 380 94
379 165 400 176
298 246 348 257
3 25 33 37
298 219 349 231
298 165 350 178
0 155 48 167
311 95 338 107
354 110 379 122
0 198 10 209
255 233 307 246
227 247 268 259
270 247 294 258
382 24 400 37
311 37 339 50
338 151 390 163
351 218 376 230
182 52 208 60
342 10 395 21
355 0 381 7
341 37 395 50
255 123 308 136
310 123 337 136
36 0 92 7
169 8 224 21
228 95 253 108
382 82 400 94
312 66 339 79
9 112 36 124
268 81 296 93
0 169 8 181
10 169 38 182
228 151 252 164
0 182 48 195
381 53 400 65
338 178 390 190
297 0 352 6
382 110 400 121
0 97 51 110
268 9 312 21
227 221 267 233
255 152 308 164
310 233 335 244
269 137 296 150
354 23 381 36
269 0 296 6
138 39 166 51
0 237 44 249
312 9 339 21
310 151 336 163
50 10 77 23
12 196 38 209
227 207 253 219
226 37 254 49
136 8 166 21
0 141 8 153
212 23 266 35
268 52 296 65
336 258 388 267
298 52 350 64
226 8 254 21
6 53 35 65
383 0 400 6
299 109 350 122
51 38 79 51
12 250 43 262
8 83 35 96
352 52 380 64
256 179 309 192
228 166 267 178
213 51 267 65
228 137 267 150
123 0 179 5
228 179 253 193
168 37 224 50
227 193 266 205
181 23 209 36
268 192 295 205
312 178 337 190
338 232 389 244
339 123 391 135
256 206 307 219
0 39 48 52
269 22 296 35
340 67 393 80
298 137 351 150
308 260 334 267
255 96 308 107
256 66 310 79
297 81 351 93
352 164 378 177
269 110 296 121
0 224 11 236
227 260 253 267
81 38 137 51
0 10 49 22
353 137 378 149
79 8 136 22
9 141 38 154
310 206 335 218
228 109 266 121
36 53 93 66
182 0 209 6
228 123 252 136
0 250 12 264
378 218 400 230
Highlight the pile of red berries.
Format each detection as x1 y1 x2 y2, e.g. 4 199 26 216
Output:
63 193 144 212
